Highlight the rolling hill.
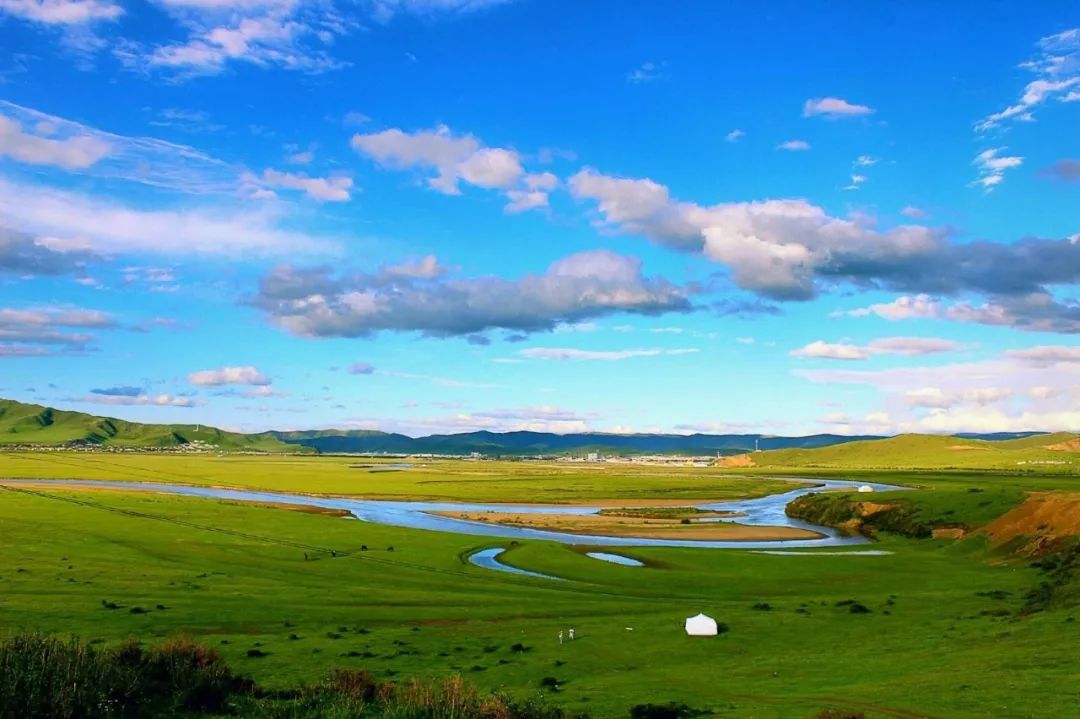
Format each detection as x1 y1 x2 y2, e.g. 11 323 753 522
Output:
0 399 301 452
737 432 1080 471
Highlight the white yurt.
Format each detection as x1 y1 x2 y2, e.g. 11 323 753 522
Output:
684 613 718 636
857 485 875 493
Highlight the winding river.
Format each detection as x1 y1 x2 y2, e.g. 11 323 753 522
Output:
0 477 905 549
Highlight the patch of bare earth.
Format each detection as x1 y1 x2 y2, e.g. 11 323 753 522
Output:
983 492 1080 555
717 453 755 468
946 444 988 451
1047 437 1080 452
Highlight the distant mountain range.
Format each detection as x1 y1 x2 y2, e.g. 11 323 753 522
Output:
268 428 888 455
0 398 1049 456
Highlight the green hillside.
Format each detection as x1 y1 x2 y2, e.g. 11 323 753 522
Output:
743 432 1080 472
0 399 301 453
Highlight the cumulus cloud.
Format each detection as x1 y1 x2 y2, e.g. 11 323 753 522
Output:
252 249 691 339
569 168 1080 331
125 0 352 77
352 125 521 193
383 255 447 279
0 226 93 276
791 337 962 361
796 349 1080 432
0 304 114 356
0 112 110 168
73 393 195 407
1005 345 1080 366
351 125 558 212
973 147 1023 190
977 28 1080 131
188 365 271 386
802 97 874 118
627 61 663 84
519 347 699 361
252 168 354 202
0 0 121 25
776 139 811 151
90 385 143 397
841 292 1080 334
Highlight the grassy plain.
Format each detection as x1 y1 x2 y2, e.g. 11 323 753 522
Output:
0 452 806 503
1 451 1078 718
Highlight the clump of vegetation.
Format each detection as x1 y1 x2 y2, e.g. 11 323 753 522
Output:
751 602 772 611
1022 543 1080 615
0 634 243 718
815 710 865 719
0 634 572 719
628 702 708 719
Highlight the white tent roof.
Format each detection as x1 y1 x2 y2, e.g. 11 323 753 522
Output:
684 612 718 636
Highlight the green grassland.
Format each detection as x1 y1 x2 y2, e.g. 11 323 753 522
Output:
1 450 1079 718
0 452 806 503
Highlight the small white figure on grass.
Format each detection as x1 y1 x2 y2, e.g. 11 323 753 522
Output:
558 630 563 644
568 627 575 641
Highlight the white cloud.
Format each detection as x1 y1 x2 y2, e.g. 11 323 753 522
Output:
973 147 1023 190
188 365 270 386
0 303 115 355
352 125 559 212
0 176 339 258
0 112 111 169
725 129 745 143
135 2 350 77
74 393 195 407
791 341 869 361
0 0 121 25
777 139 811 151
520 347 699 361
796 348 1080 433
627 61 663 84
791 336 963 361
254 249 690 339
0 101 238 194
854 155 877 167
840 294 941 320
1005 345 1080 366
802 97 874 118
255 168 354 202
383 255 447 279
569 166 1080 332
977 29 1080 131
900 206 927 219
351 125 529 193
368 0 513 22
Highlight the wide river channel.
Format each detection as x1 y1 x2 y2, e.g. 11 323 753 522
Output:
2 477 905 549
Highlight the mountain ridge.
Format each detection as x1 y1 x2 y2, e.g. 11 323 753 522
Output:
0 398 1053 456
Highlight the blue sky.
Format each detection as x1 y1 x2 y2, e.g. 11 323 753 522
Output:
1 0 1078 436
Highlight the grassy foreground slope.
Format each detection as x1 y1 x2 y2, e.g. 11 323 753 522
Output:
0 399 300 453
1 479 1078 719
